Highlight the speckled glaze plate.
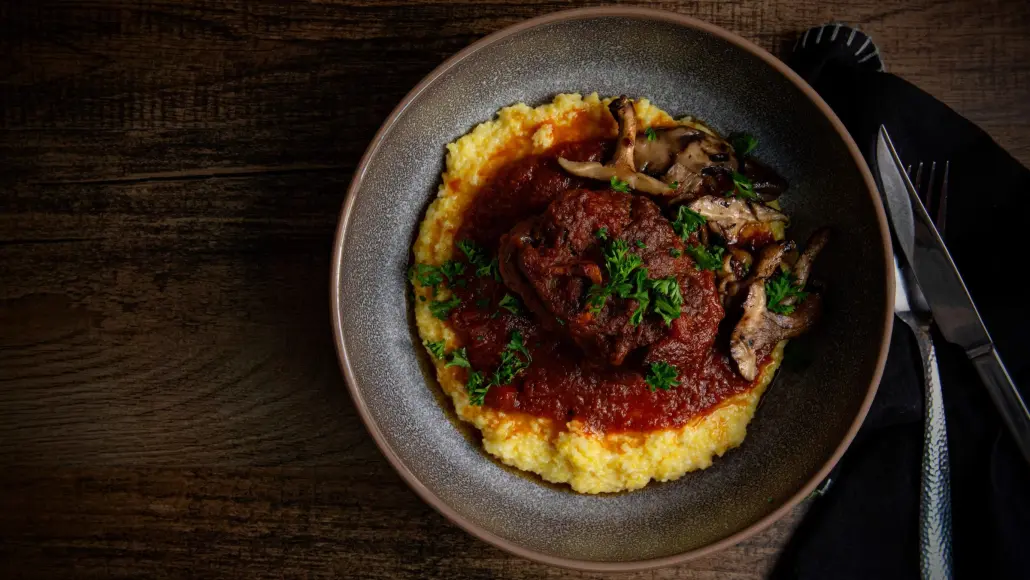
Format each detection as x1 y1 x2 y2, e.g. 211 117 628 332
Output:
331 7 893 571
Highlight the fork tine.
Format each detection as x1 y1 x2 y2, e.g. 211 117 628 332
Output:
936 161 950 237
925 161 938 217
913 162 925 198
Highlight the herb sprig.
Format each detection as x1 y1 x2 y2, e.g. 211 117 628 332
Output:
586 240 683 326
684 244 725 271
457 239 500 280
465 331 533 406
671 206 706 240
610 176 631 193
726 171 759 201
765 271 809 314
645 361 681 392
730 133 758 157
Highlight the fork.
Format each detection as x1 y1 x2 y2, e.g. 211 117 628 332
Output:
906 160 951 238
902 159 954 580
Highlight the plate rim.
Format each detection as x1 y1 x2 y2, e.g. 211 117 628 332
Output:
330 6 895 571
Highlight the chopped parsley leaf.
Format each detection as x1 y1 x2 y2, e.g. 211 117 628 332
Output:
731 133 759 157
586 240 643 314
423 340 446 359
445 347 471 369
645 126 658 141
489 330 532 389
669 248 683 258
428 295 461 320
649 277 684 326
645 361 681 392
726 171 759 201
588 240 683 326
765 271 809 314
439 260 465 283
684 244 725 271
596 227 609 241
498 293 522 315
671 206 707 240
457 240 500 280
635 240 646 249
475 298 490 308
669 180 680 189
466 371 488 405
610 176 631 193
408 263 443 289
627 268 652 326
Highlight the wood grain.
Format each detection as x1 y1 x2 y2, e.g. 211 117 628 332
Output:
1 0 1027 577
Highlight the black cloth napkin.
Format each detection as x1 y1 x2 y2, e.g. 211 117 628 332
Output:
771 25 1030 580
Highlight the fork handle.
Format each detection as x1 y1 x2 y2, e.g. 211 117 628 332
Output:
913 326 953 580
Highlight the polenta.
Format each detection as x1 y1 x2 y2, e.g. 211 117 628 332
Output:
409 93 821 494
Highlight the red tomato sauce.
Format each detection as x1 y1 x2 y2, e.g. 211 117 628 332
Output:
448 138 764 433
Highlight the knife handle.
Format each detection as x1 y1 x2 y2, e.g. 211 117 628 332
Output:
969 346 1030 465
913 326 953 580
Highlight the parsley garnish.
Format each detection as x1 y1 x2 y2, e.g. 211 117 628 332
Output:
669 180 679 189
408 263 444 289
466 371 488 405
684 244 725 271
671 206 707 240
610 176 630 193
635 240 646 249
463 331 534 406
649 277 684 325
498 293 522 315
669 248 683 258
475 298 490 308
423 340 447 359
457 240 500 280
587 239 683 326
645 361 681 392
446 347 471 368
726 171 759 201
490 330 532 387
645 126 658 141
428 295 460 320
440 260 465 283
596 227 609 241
586 240 643 314
765 271 809 314
731 133 758 157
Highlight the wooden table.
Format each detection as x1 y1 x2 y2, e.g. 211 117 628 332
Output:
2 1 1027 577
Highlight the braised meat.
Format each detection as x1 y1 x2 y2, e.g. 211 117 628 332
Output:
499 188 723 366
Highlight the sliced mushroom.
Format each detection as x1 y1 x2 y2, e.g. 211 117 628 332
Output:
558 96 738 200
740 157 789 201
729 230 829 380
730 284 822 380
716 246 754 298
556 158 671 195
687 195 788 246
788 227 830 290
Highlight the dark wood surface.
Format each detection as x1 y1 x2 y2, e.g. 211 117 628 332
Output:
1 1 1027 577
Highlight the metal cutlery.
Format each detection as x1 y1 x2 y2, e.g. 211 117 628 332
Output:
906 160 950 239
877 127 1030 466
892 252 953 580
877 130 953 580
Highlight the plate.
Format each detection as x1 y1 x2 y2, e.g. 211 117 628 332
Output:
331 7 893 570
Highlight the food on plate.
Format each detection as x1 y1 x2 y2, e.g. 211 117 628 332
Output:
409 93 828 493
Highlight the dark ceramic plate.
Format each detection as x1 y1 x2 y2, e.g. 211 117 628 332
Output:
331 7 893 571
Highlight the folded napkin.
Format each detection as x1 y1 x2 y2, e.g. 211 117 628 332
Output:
771 25 1030 580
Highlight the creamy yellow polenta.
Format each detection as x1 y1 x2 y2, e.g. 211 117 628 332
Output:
412 93 783 494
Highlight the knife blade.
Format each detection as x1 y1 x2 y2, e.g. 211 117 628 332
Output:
876 128 988 352
876 126 1030 465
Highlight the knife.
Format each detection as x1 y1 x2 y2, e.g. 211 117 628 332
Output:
876 126 1030 465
